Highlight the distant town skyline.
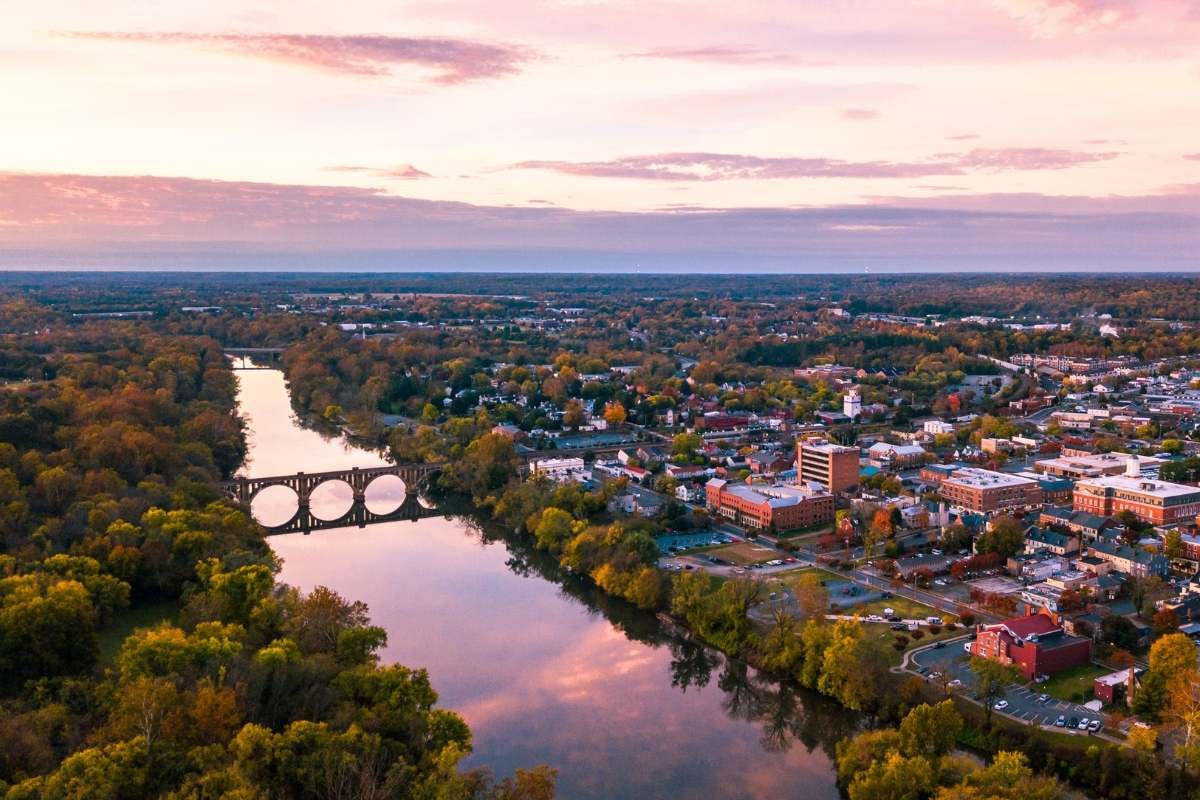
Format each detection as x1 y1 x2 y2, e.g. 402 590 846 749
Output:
3 1 1199 270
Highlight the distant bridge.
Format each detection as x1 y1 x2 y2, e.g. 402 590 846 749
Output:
226 463 441 535
226 347 286 369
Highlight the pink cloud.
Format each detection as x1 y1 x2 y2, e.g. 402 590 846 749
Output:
513 147 1120 181
0 172 1197 271
995 0 1138 35
947 133 981 140
324 164 432 179
623 45 817 65
57 32 533 84
1185 153 1200 161
841 108 880 121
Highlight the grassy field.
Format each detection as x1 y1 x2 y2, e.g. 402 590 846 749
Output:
98 599 178 665
709 540 787 566
1037 663 1109 703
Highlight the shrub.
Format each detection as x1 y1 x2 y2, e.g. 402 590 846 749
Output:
911 629 925 640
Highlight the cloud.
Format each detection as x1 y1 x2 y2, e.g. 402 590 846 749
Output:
324 164 432 179
841 108 880 121
623 45 814 65
994 0 1138 35
512 147 1119 181
947 133 981 141
0 171 1196 272
57 32 534 84
1185 153 1200 161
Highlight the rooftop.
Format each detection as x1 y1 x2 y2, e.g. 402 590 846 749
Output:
1075 474 1200 500
944 467 1038 489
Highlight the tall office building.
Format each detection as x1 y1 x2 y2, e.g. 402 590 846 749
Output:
795 438 859 494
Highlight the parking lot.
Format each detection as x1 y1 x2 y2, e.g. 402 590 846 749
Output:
909 644 1107 733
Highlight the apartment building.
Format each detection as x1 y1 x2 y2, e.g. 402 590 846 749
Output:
795 438 859 494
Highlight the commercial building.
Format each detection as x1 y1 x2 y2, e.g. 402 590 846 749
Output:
528 457 585 481
795 438 859 494
705 478 834 532
1073 475 1200 527
1034 452 1163 480
1085 539 1169 579
867 441 926 469
968 612 1092 681
939 467 1042 515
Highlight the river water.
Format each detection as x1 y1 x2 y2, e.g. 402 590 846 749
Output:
235 367 854 799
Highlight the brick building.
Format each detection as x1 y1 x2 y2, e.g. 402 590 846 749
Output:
1073 475 1200 527
795 438 859 494
968 611 1092 681
705 478 834 532
939 467 1042 515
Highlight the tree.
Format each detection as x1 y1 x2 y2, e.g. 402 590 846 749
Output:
975 515 1024 559
1163 528 1184 560
1101 615 1140 651
562 401 585 430
602 401 627 426
969 657 1017 729
792 572 829 619
1149 633 1197 683
899 700 962 760
1152 607 1179 638
1125 724 1158 754
533 507 577 554
847 751 935 800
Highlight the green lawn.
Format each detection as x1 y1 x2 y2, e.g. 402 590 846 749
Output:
98 599 178 665
1036 663 1109 703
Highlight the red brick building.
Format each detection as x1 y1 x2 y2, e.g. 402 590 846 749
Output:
705 478 834 532
968 611 1092 681
940 467 1042 515
795 438 859 494
1073 475 1200 527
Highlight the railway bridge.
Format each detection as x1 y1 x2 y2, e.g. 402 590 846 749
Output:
226 463 441 535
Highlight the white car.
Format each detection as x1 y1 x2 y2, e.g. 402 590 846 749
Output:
963 642 973 653
993 700 1009 710
1077 718 1090 730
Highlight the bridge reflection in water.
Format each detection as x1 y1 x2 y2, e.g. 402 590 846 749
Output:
226 464 442 535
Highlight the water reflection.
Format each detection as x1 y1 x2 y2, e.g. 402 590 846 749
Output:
237 368 858 799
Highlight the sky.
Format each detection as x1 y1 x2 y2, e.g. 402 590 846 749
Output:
2 0 1199 272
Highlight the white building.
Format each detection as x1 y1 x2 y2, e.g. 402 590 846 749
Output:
844 389 862 420
528 457 586 482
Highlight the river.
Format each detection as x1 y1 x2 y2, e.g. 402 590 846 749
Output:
235 367 855 799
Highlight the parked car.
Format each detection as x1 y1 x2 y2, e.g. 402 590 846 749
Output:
1037 694 1050 704
1055 715 1067 727
993 700 1008 710
1088 720 1101 732
963 642 973 653
1077 718 1090 730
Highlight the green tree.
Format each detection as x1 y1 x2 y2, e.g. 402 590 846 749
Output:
899 700 962 759
969 657 1017 729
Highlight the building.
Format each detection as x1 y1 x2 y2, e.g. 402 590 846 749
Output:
1085 539 1169 579
1024 526 1081 557
867 441 926 469
968 612 1093 681
923 419 956 435
843 389 862 420
1073 474 1200 527
705 478 834 532
1093 668 1141 706
1034 452 1163 480
528 457 585 481
939 467 1042 515
795 438 859 494
1038 507 1117 541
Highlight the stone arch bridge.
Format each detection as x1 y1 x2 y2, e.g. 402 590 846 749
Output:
226 463 442 535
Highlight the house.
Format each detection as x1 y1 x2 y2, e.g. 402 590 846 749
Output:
968 611 1092 681
1024 526 1081 557
1094 668 1141 706
1085 539 1169 579
1038 507 1117 541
